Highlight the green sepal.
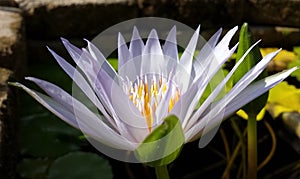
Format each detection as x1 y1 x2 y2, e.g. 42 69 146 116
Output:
135 115 184 167
233 23 269 117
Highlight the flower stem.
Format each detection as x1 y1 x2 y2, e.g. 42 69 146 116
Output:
247 115 257 179
155 165 169 179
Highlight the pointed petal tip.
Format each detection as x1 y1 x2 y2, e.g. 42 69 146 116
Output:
195 25 201 32
133 26 138 33
171 25 176 31
60 37 68 43
275 48 282 53
118 33 128 49
227 26 238 35
132 26 142 38
25 76 40 82
46 46 55 54
148 29 159 39
24 76 32 80
83 38 91 44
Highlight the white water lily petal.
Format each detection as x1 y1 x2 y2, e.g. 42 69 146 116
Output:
179 25 200 71
118 33 135 78
60 44 139 142
222 67 298 119
86 39 118 79
61 38 83 64
13 82 79 128
162 26 179 76
170 77 201 124
193 27 238 88
12 82 135 150
176 26 200 92
179 43 238 129
185 40 261 130
214 26 238 60
171 42 238 129
129 26 144 58
141 29 166 75
185 49 282 140
26 76 119 131
185 67 298 142
193 28 222 80
129 26 144 77
154 74 176 126
163 26 179 62
48 46 109 115
97 66 148 142
47 47 111 118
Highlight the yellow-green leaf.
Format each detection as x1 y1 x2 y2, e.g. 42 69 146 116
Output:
261 48 297 72
266 81 300 118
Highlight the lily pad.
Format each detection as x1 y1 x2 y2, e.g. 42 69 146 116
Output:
19 111 82 157
266 81 300 118
48 152 112 179
17 158 51 179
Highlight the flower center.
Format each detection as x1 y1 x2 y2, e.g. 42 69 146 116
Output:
126 74 180 132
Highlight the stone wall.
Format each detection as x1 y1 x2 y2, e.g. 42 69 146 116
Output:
0 6 25 179
15 0 300 39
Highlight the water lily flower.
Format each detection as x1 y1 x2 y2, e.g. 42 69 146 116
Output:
12 26 297 161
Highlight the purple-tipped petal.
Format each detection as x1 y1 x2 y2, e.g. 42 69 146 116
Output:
27 76 120 131
185 67 298 142
97 66 149 142
129 26 144 58
185 49 284 141
61 38 82 64
223 67 298 119
86 40 118 78
141 29 166 75
163 26 179 62
170 78 201 125
13 82 79 128
118 33 138 79
154 75 175 126
118 33 131 69
129 27 144 77
12 82 136 150
214 26 238 60
177 26 200 92
185 40 261 130
193 28 222 79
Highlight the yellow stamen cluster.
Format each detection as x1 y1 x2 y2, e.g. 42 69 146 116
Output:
128 75 180 132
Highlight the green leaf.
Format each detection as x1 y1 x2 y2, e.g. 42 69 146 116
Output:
266 81 300 118
107 58 118 71
17 158 51 179
19 112 82 157
288 48 300 81
48 152 112 179
293 46 300 56
233 23 268 117
135 115 184 166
